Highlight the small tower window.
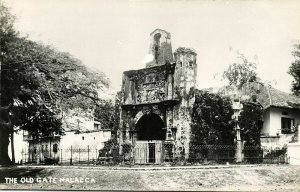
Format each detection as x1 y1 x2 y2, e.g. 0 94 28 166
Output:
153 33 161 64
53 144 58 153
82 136 84 140
189 61 193 67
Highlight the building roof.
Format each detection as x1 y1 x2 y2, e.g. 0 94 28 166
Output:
265 85 300 109
206 82 300 110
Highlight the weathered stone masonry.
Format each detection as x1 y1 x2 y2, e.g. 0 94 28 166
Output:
117 29 197 163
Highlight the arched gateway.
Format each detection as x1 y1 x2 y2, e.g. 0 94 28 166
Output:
135 113 166 164
117 29 197 164
136 113 165 140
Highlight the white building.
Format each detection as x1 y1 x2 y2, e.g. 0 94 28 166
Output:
21 115 111 164
206 81 300 149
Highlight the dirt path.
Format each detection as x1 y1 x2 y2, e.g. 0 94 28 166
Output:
0 165 299 191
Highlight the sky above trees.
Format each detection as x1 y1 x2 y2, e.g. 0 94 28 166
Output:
5 0 300 93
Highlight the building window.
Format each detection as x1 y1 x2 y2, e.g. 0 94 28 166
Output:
94 124 99 130
82 136 84 140
281 117 295 134
33 147 37 154
53 144 58 153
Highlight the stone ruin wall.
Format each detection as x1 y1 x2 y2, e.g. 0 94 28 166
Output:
117 29 198 161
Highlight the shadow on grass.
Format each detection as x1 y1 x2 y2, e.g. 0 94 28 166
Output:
0 167 45 183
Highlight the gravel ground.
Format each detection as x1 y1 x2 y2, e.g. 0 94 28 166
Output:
0 164 299 191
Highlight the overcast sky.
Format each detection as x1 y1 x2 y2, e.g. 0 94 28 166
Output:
5 0 300 93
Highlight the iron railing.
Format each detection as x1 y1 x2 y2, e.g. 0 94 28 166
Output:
19 144 289 165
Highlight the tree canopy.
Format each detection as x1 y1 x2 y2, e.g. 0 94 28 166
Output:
239 102 263 147
239 102 264 162
288 43 300 96
94 100 115 130
190 90 235 145
0 3 110 165
223 53 257 89
189 90 235 160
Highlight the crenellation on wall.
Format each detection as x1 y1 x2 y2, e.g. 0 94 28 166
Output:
174 47 197 94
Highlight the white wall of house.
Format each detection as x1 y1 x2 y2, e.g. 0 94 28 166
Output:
261 108 271 136
27 137 60 163
287 143 300 165
59 130 111 163
8 131 28 163
270 107 300 136
262 107 300 137
261 107 300 148
60 130 111 149
26 130 111 164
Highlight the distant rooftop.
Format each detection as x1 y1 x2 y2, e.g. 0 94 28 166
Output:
204 82 300 109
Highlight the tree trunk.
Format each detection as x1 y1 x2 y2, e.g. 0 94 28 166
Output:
0 127 12 165
10 126 15 164
0 58 12 165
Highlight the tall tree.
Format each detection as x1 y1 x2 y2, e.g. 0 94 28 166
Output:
0 3 109 165
222 52 263 162
0 3 18 165
94 100 115 130
223 53 257 89
288 43 300 96
239 102 264 163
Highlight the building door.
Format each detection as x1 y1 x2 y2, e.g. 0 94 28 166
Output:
134 141 163 164
148 143 155 163
135 113 165 164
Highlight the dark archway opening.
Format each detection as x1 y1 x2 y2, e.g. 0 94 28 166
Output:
136 113 166 140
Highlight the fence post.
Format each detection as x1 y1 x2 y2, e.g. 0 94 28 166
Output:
227 149 230 162
270 147 273 163
88 145 90 165
70 145 73 165
60 149 62 164
96 149 98 163
21 149 24 165
79 148 81 163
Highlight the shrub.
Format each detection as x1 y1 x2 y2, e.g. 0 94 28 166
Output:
189 90 235 162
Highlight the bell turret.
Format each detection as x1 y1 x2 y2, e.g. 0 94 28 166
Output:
145 29 173 68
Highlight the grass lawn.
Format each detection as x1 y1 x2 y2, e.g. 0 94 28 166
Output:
0 165 299 191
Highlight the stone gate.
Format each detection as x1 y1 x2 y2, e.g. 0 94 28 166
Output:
117 29 197 164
